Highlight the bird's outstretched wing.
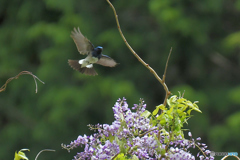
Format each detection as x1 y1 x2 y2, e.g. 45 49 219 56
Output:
68 60 98 76
71 27 94 55
96 55 118 67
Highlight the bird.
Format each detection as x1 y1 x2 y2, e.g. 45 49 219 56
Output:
68 27 118 76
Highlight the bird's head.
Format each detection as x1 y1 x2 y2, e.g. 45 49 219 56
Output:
95 46 103 54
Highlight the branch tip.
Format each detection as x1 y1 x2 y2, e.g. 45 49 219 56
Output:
163 47 173 82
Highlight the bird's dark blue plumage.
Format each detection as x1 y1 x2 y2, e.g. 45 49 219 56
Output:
92 46 103 60
68 27 118 76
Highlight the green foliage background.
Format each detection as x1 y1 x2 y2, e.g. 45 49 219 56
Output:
0 0 239 159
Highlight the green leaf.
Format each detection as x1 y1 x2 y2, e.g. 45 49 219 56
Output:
115 137 127 154
132 155 139 160
158 104 166 110
141 110 151 118
151 119 158 126
185 101 202 113
109 134 115 142
166 106 173 115
160 128 169 136
14 149 30 160
174 117 182 131
177 98 187 103
186 101 194 108
157 113 164 120
152 107 159 116
177 109 183 115
187 109 193 115
177 104 186 108
167 95 177 106
160 118 167 126
192 103 202 113
168 114 173 120
114 153 124 160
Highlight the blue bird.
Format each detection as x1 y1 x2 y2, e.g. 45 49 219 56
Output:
68 27 118 76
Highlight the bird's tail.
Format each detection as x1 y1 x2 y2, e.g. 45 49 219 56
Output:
68 60 98 76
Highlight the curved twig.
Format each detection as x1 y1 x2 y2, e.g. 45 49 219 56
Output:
106 0 171 106
0 71 44 93
35 149 55 160
222 155 240 160
163 47 172 83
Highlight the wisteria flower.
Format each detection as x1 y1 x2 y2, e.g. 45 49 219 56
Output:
62 98 214 160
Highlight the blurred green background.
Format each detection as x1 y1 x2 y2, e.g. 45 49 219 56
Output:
0 0 239 159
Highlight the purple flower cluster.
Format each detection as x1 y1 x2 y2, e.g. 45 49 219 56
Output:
167 147 195 159
62 98 214 160
187 132 214 160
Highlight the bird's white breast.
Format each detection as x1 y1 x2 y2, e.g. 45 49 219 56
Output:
85 56 98 63
79 56 98 68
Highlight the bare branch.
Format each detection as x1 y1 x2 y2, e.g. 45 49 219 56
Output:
35 149 55 160
106 0 171 106
0 71 45 93
162 47 172 83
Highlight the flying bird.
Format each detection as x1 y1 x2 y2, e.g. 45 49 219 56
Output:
68 27 118 76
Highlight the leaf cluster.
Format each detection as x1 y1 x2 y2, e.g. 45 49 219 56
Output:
152 95 201 140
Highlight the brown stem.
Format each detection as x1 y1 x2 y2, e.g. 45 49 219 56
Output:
111 153 119 160
106 0 171 106
35 149 55 160
139 128 158 137
0 71 44 93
